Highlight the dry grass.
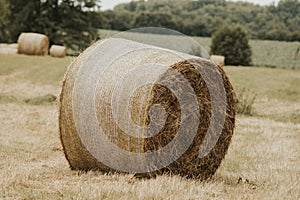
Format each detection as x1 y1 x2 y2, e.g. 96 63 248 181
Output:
0 54 299 199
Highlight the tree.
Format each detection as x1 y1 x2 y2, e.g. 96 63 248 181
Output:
133 12 176 29
0 0 9 24
38 0 99 52
210 25 252 66
124 1 137 12
107 0 299 41
5 0 43 41
0 0 10 42
4 0 99 52
110 11 134 31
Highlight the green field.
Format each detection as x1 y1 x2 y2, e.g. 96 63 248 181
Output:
0 50 299 199
99 29 300 69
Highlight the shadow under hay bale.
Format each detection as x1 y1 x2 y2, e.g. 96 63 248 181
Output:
59 38 237 180
17 33 49 56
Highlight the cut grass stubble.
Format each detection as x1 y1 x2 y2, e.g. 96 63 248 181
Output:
0 54 299 199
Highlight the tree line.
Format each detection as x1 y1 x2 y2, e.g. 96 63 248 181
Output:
98 0 299 41
0 0 299 52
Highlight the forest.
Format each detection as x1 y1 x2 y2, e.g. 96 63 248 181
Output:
100 0 299 41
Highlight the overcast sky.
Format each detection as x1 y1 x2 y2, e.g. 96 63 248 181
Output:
100 0 280 10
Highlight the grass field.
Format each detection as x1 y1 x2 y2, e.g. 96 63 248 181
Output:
0 53 299 199
99 29 300 69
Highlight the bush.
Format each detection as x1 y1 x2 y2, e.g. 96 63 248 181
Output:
211 25 252 66
236 88 256 116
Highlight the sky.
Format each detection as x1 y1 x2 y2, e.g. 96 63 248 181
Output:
100 0 280 10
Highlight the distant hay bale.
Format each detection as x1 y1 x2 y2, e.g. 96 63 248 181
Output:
50 45 66 58
59 38 236 180
211 55 225 66
17 33 49 56
0 48 17 55
0 43 18 55
7 43 18 49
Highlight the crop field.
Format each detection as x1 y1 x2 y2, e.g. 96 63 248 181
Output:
99 29 300 69
0 50 299 199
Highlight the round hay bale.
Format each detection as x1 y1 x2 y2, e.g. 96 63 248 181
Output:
59 38 237 180
17 33 49 56
50 45 66 58
211 55 225 66
0 43 8 48
0 44 18 55
7 43 18 49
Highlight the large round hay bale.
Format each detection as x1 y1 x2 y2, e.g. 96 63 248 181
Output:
17 33 49 56
59 38 236 180
50 45 66 58
211 55 225 66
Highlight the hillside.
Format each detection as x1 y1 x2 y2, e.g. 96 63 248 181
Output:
97 0 300 42
99 29 300 69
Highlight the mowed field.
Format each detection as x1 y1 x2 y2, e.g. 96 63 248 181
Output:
99 29 300 69
0 53 299 199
